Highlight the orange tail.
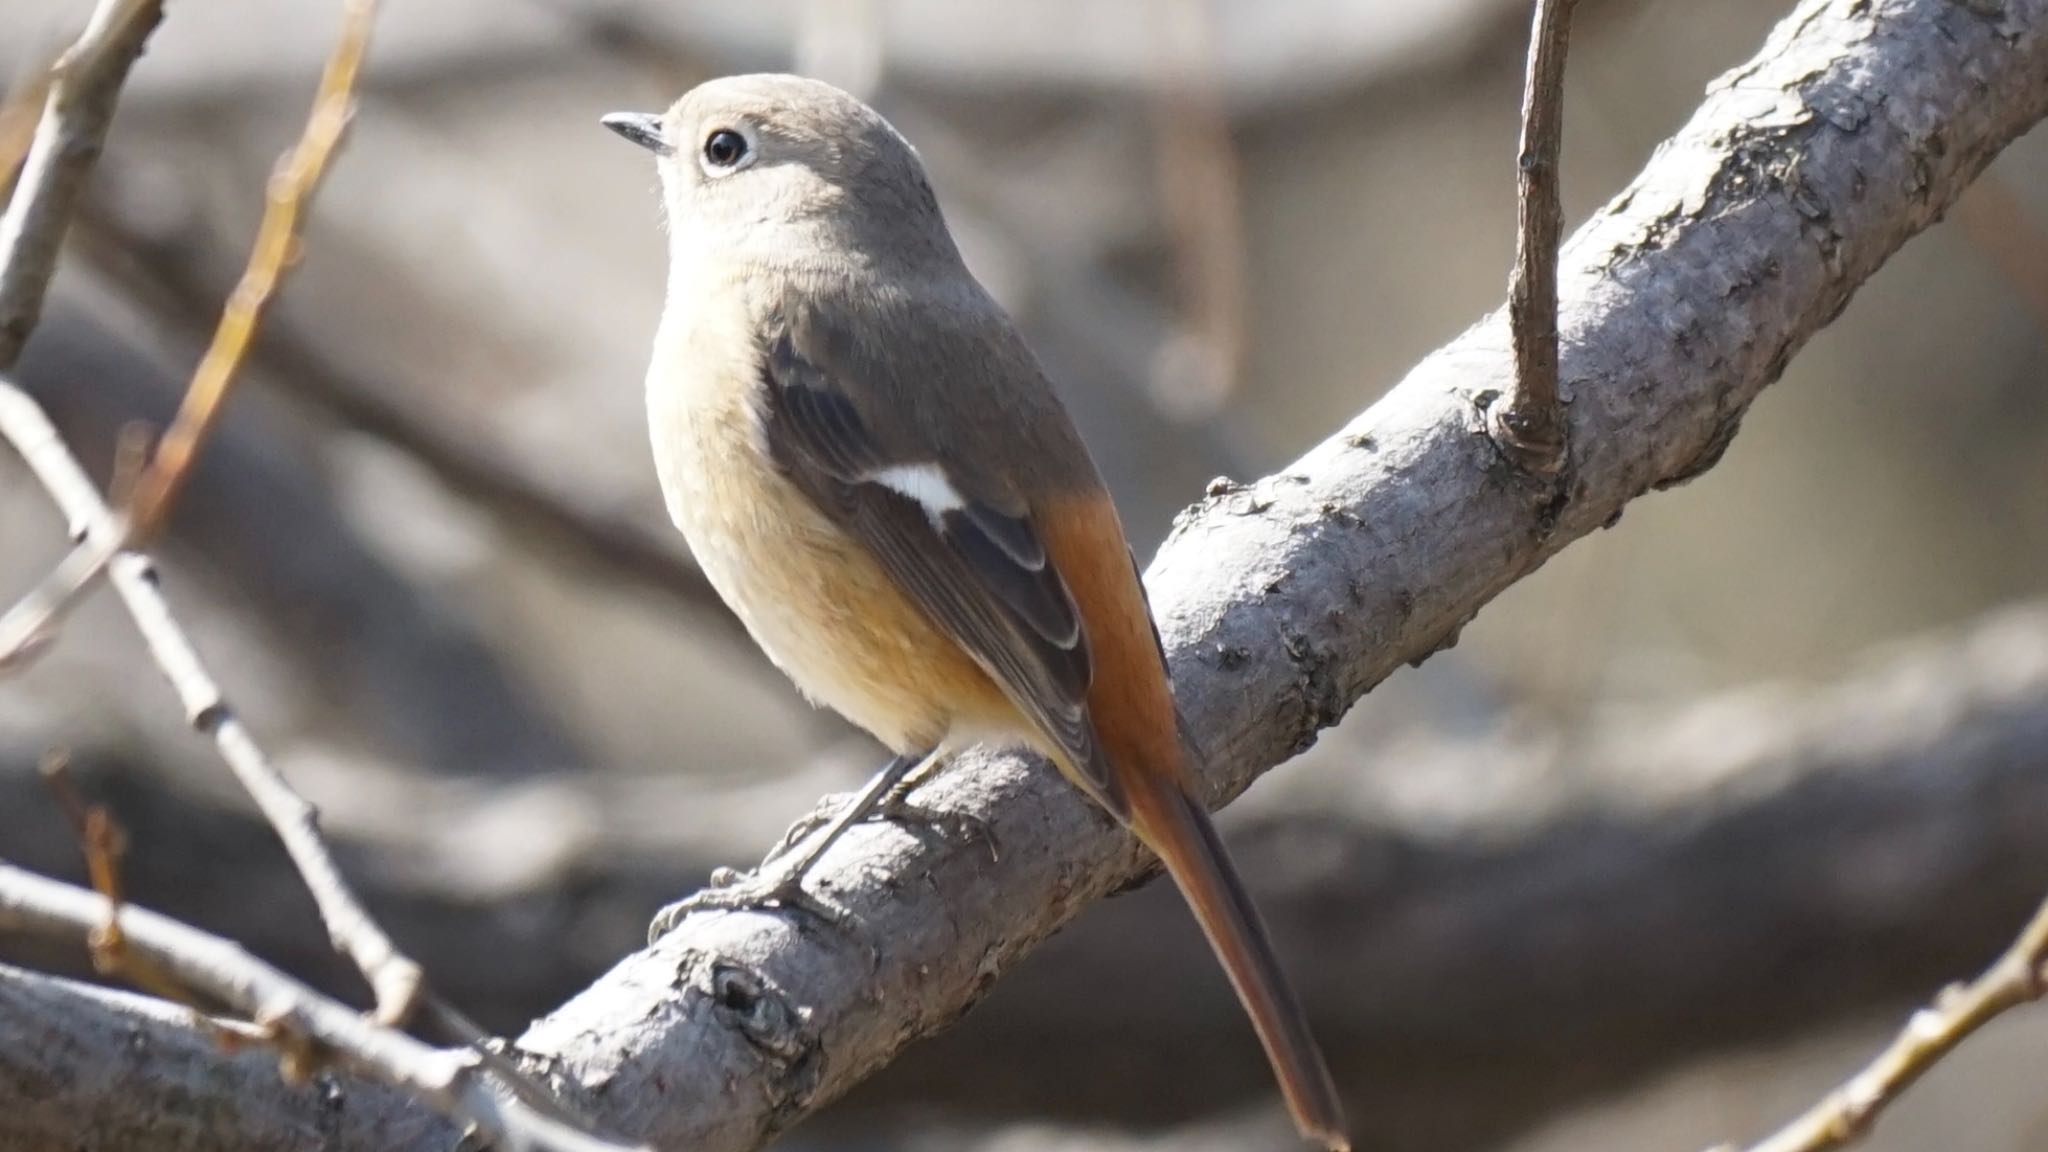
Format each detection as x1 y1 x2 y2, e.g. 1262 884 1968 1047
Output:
1127 775 1350 1151
1038 492 1346 1148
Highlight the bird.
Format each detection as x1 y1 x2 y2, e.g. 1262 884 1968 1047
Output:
603 73 1347 1151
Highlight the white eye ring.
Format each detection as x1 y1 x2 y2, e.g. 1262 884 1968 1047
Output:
698 125 758 177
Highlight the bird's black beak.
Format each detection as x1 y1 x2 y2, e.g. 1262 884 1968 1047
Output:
602 111 672 157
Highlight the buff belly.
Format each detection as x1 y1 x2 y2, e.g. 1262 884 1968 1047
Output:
650 378 1008 754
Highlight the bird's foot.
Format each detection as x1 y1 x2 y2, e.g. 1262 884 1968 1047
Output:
647 861 850 942
870 793 997 862
766 781 994 866
648 750 995 943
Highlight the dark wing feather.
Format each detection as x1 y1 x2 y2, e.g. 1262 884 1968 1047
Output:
760 323 1124 817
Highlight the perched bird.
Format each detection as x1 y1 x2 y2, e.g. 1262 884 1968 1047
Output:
604 74 1347 1150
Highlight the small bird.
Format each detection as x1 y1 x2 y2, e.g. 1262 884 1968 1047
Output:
604 75 1347 1150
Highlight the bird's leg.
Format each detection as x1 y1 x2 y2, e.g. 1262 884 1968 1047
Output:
763 750 993 864
868 775 996 862
649 750 933 938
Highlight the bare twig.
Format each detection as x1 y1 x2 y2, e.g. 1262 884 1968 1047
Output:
122 0 374 542
1720 895 2048 1152
0 0 163 371
38 757 258 1028
1489 0 1576 477
0 864 645 1152
0 376 600 1128
0 0 411 1020
0 532 122 669
0 376 427 1022
0 2 622 1127
0 0 376 664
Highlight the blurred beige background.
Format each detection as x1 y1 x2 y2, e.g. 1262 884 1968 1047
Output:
2 1 2046 1149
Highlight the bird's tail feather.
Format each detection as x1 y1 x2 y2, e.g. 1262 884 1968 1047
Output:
1126 774 1350 1152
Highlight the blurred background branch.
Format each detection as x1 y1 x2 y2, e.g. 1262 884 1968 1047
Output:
1731 886 2048 1152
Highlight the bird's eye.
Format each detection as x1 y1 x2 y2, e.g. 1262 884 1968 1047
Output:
701 128 751 172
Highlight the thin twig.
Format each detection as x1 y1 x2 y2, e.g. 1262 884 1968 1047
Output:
1490 0 1576 477
1718 893 2048 1152
0 864 646 1152
0 377 427 1023
0 533 121 670
39 757 254 1027
0 0 611 1124
123 0 373 542
0 377 598 1129
0 0 163 371
0 0 374 666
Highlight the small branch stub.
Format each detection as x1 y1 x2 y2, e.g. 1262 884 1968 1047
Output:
1492 0 1577 478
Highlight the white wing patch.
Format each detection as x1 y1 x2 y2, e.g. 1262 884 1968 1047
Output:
867 463 966 523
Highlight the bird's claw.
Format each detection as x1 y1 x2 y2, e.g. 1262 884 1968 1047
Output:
875 796 997 862
761 783 994 868
647 863 850 942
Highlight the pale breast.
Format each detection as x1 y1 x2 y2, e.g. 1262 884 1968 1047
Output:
645 302 999 753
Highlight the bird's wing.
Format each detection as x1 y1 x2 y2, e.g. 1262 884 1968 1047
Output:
756 308 1126 819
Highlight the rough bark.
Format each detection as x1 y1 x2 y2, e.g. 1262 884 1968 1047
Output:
5 0 2047 1148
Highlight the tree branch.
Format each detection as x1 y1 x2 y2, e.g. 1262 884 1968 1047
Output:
0 373 432 1014
0 870 641 1152
1725 895 2048 1152
0 372 610 1132
0 964 409 1151
120 0 375 543
1490 0 1575 476
0 0 162 372
0 0 375 665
